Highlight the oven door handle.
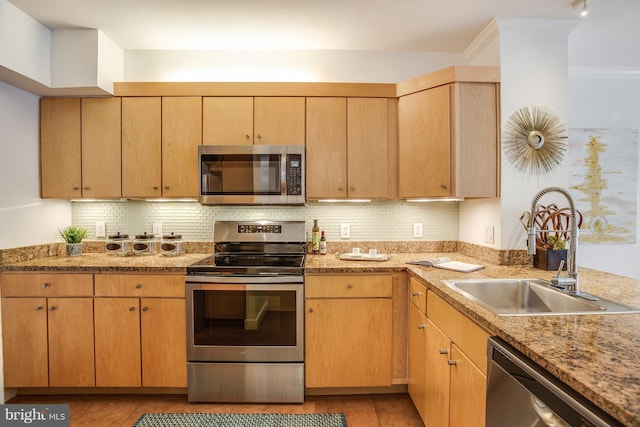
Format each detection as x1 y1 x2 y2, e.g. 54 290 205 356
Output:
185 275 303 284
186 282 303 292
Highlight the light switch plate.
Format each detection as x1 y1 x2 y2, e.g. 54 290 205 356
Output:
340 223 350 239
153 222 162 237
484 225 495 244
413 223 423 238
95 221 106 238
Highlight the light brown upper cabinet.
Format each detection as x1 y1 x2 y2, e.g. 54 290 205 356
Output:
81 97 122 198
122 97 162 198
306 97 396 199
398 66 499 199
203 97 305 145
162 97 202 197
41 97 121 199
41 98 82 198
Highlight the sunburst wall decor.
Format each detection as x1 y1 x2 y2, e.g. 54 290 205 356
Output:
503 106 568 175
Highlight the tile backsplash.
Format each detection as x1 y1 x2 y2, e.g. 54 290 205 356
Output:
72 200 459 242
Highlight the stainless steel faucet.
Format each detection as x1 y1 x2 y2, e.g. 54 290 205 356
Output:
527 187 579 294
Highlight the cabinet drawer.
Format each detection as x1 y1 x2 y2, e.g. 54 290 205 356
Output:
0 273 93 297
95 274 185 297
409 277 427 313
306 275 392 298
427 290 489 375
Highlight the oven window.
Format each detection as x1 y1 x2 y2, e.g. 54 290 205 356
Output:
192 289 297 346
201 154 281 195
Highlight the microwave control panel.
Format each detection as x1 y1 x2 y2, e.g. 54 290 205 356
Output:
286 154 303 195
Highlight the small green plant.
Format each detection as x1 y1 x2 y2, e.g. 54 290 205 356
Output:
546 234 566 250
58 226 88 244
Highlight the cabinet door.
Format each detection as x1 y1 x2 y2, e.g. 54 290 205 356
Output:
254 97 305 145
122 97 162 198
47 298 95 387
449 343 486 427
40 98 82 198
347 98 389 198
94 298 142 387
141 298 187 387
203 97 254 145
305 298 392 388
1 298 48 387
425 319 451 427
398 85 451 198
305 97 347 199
407 302 427 422
81 97 122 198
162 97 202 197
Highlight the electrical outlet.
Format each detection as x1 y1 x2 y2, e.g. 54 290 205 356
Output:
153 222 163 237
484 225 495 244
413 223 423 238
95 221 106 238
340 223 351 239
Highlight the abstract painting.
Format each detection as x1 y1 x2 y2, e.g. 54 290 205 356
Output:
568 128 638 244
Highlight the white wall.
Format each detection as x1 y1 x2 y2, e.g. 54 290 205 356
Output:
568 74 640 278
124 50 466 83
0 81 71 249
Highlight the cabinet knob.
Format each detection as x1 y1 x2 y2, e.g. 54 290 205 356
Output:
135 284 143 289
257 134 262 139
439 349 448 355
440 184 447 189
417 324 425 329
48 306 57 311
245 134 251 139
72 186 80 191
447 360 458 366
42 283 50 288
350 186 356 191
164 186 170 190
338 187 345 192
35 306 44 311
308 308 314 313
152 186 159 190
142 306 149 312
347 284 353 289
411 291 420 297
129 307 136 312
83 186 90 190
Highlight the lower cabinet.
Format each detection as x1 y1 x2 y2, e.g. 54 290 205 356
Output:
0 273 95 387
0 271 186 390
407 282 489 427
305 274 393 388
94 274 187 388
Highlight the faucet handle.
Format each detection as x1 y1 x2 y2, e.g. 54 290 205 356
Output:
551 259 577 291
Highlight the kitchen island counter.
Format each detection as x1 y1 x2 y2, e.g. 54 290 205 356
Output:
306 253 640 427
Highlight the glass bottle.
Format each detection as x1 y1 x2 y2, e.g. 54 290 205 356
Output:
320 230 327 255
311 219 320 254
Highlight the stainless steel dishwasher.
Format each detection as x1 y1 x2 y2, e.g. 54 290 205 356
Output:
486 337 623 427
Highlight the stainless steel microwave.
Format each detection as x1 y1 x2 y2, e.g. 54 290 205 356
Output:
199 145 305 205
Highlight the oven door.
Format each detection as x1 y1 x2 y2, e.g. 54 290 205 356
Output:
186 278 304 363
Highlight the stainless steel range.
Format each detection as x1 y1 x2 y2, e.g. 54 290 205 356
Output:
186 220 306 403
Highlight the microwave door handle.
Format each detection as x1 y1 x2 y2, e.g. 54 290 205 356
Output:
281 153 288 195
256 154 270 193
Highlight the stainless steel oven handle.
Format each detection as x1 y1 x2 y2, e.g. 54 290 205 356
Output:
185 275 303 284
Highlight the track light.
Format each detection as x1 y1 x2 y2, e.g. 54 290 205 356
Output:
571 0 588 17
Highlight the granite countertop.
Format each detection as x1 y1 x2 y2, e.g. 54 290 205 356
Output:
0 252 211 273
307 252 640 427
3 251 639 425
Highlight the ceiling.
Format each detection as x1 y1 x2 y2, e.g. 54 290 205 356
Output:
7 0 639 68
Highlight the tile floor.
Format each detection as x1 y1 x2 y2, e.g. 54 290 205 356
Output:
8 393 425 427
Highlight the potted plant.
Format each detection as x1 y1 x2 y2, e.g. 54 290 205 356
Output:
59 225 88 256
520 204 582 271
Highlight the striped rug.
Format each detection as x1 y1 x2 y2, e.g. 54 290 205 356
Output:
132 412 347 427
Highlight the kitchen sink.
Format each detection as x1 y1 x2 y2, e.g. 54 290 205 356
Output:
441 278 640 316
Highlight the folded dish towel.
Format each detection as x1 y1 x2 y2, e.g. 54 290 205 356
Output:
407 257 484 273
